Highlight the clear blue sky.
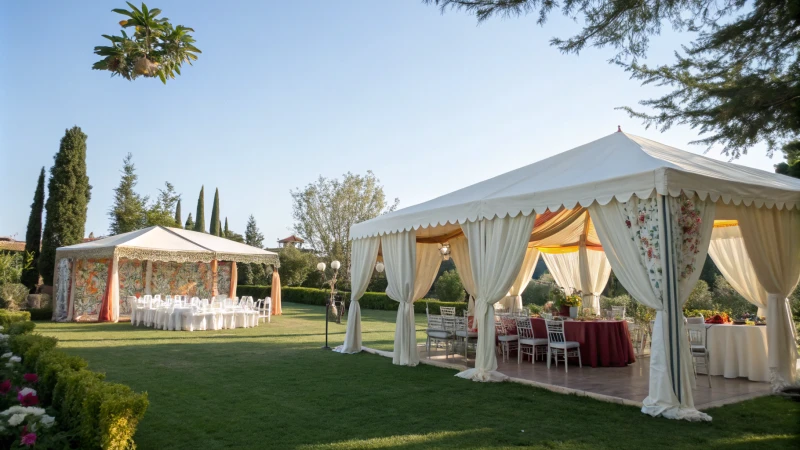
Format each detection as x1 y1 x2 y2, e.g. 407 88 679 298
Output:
0 0 781 245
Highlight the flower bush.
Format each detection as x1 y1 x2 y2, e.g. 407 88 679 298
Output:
0 310 149 449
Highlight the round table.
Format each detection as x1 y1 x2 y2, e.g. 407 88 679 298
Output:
705 324 768 382
530 318 636 367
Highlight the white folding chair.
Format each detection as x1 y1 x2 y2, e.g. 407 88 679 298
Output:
454 311 477 363
495 316 519 362
425 315 454 359
545 319 582 372
516 317 548 364
687 323 712 388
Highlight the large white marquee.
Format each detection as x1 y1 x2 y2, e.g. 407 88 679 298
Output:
340 132 800 422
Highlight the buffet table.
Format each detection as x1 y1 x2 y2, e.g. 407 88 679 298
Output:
704 324 768 382
531 318 636 367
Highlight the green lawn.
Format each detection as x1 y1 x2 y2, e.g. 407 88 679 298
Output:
35 303 798 449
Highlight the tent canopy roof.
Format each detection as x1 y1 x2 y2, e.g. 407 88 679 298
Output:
55 226 280 266
351 132 800 240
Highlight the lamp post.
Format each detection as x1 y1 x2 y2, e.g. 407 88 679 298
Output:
319 260 340 350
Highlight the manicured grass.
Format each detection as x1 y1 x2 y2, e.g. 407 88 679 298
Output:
35 303 798 449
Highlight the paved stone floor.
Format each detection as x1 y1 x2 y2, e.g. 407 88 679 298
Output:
417 345 772 409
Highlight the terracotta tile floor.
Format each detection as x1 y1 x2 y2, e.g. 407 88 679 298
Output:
417 345 772 409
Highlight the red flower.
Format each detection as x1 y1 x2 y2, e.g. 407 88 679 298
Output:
638 213 645 224
21 432 36 447
625 219 632 228
647 248 654 259
18 393 39 407
0 380 10 395
22 373 38 384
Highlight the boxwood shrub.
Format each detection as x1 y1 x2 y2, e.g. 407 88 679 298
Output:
29 307 54 321
237 285 468 315
6 312 149 449
0 309 31 329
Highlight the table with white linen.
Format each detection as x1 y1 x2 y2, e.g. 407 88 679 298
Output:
704 324 768 382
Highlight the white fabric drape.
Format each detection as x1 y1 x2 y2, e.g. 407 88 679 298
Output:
451 235 477 315
735 205 800 390
542 252 582 295
144 260 153 295
382 232 442 366
708 225 768 317
590 195 715 421
337 236 380 354
383 231 418 366
505 246 540 312
456 213 536 381
579 247 612 315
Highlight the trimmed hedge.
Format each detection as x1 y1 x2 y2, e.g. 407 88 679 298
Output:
6 314 149 449
0 309 31 330
237 285 468 315
29 307 54 321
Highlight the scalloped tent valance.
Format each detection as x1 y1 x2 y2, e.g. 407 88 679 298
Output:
55 226 280 267
350 132 800 240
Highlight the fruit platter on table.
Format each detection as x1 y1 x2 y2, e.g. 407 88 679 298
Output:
705 312 732 324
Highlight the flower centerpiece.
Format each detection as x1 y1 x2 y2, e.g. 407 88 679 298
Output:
551 287 582 318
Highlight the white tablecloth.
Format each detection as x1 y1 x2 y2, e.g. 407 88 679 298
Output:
704 324 768 382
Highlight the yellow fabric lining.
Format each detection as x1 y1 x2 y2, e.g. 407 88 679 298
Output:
713 220 739 228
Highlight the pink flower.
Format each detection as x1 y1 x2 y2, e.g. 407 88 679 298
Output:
23 373 38 384
18 392 39 407
21 432 36 447
0 380 11 394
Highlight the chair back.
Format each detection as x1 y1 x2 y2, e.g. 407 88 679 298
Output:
427 314 444 331
442 314 457 333
515 317 534 340
687 324 707 348
455 315 468 333
685 315 705 324
611 306 626 319
545 320 566 344
246 298 255 310
201 298 210 309
440 306 456 316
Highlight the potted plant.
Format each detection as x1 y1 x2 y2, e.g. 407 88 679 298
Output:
562 292 583 318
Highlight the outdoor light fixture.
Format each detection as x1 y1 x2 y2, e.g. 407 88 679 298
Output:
375 262 385 273
320 260 341 350
438 243 451 261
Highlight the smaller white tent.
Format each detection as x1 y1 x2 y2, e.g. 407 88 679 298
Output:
52 226 279 322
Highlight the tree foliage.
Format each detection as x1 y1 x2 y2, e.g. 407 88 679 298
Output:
775 141 800 178
426 0 800 158
93 2 201 83
435 270 466 301
21 167 46 291
40 127 92 284
278 246 317 287
184 213 195 230
291 171 398 274
109 153 147 235
174 199 182 228
193 186 205 233
244 215 265 248
145 182 180 227
209 188 221 236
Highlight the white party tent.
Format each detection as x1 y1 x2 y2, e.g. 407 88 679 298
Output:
339 131 800 421
52 226 279 323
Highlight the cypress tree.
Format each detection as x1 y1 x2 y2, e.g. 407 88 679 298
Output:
40 126 92 284
224 217 230 237
108 153 147 234
21 167 46 291
193 186 206 233
185 213 195 230
209 188 221 236
174 199 182 228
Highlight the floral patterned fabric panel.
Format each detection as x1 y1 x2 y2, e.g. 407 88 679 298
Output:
150 261 219 298
117 258 145 316
622 196 663 299
54 258 71 322
217 262 231 296
73 258 109 320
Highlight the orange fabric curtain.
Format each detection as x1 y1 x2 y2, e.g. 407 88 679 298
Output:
271 269 282 315
229 262 238 298
98 262 114 322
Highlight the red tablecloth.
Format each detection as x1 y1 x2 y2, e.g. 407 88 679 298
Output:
530 318 636 367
